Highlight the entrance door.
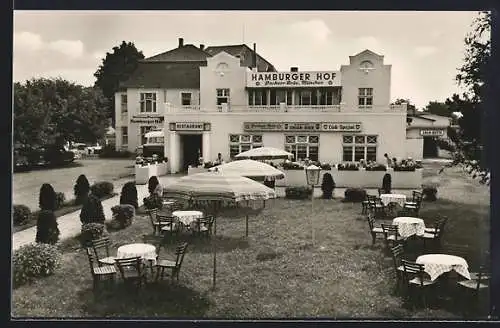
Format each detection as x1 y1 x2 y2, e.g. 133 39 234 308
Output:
181 134 203 171
423 137 438 158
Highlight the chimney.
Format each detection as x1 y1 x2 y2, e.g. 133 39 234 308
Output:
178 38 184 48
199 44 205 50
252 43 257 68
291 67 299 72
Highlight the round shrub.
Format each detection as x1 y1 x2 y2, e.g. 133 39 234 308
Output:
80 194 105 224
422 186 438 201
13 204 32 226
90 181 114 199
320 173 335 199
80 223 107 247
382 173 392 194
13 243 61 288
338 163 359 171
35 210 60 244
39 183 57 211
285 186 313 200
120 181 138 209
55 192 66 209
74 174 90 205
108 204 135 230
344 188 367 202
143 193 163 210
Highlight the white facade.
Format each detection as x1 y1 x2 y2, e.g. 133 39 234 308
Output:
115 47 448 173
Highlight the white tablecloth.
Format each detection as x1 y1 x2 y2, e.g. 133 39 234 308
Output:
173 210 204 227
116 243 157 265
416 254 471 281
380 194 407 207
393 216 425 238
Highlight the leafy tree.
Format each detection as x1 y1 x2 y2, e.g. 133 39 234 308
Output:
392 98 417 114
93 41 145 125
424 101 452 117
14 78 109 147
439 11 491 184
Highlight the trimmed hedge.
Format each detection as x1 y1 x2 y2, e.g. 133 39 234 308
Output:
285 186 313 200
344 188 367 202
90 181 114 199
80 223 107 247
422 186 438 201
13 204 32 226
39 183 57 211
107 204 135 231
80 194 106 224
13 243 61 288
393 165 416 172
35 210 60 244
74 174 90 205
55 192 66 210
120 181 138 209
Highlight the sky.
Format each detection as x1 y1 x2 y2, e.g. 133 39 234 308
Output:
13 10 479 109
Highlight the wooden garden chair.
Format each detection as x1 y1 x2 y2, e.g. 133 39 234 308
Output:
147 208 161 235
366 212 384 245
155 242 189 282
85 247 116 291
391 244 406 290
381 223 402 250
401 259 436 309
192 216 215 238
115 256 148 287
91 236 116 266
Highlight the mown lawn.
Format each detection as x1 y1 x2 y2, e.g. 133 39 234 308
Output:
11 164 490 319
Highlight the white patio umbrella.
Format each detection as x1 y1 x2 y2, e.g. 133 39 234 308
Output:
163 171 276 289
208 159 285 180
235 146 293 160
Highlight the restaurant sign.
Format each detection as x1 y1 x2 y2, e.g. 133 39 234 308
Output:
169 122 211 131
243 122 362 132
246 71 341 88
130 115 164 124
420 129 445 137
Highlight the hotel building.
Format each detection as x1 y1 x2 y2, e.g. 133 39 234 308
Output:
115 38 449 173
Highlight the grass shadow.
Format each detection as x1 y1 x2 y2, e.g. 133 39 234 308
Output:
78 282 210 318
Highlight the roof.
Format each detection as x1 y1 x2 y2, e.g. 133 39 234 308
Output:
144 44 210 62
204 44 276 72
120 62 206 89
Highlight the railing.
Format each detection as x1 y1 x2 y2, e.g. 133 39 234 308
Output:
164 103 407 113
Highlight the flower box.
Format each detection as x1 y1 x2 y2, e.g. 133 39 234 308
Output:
275 167 423 189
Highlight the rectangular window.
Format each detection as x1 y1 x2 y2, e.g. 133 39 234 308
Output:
181 92 192 106
358 88 373 107
342 134 378 162
217 88 230 105
121 127 128 145
248 90 267 106
299 90 312 105
120 94 128 113
228 134 263 159
284 135 320 161
140 92 157 113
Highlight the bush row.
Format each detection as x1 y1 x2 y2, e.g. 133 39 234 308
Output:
13 179 115 227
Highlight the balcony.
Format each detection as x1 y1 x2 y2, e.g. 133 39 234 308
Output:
165 103 407 113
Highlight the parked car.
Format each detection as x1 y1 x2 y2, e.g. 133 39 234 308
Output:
86 144 102 155
25 146 75 167
13 149 31 172
69 143 87 159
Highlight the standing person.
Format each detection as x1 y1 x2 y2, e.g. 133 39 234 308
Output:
384 153 392 168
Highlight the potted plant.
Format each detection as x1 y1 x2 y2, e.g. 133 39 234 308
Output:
320 172 335 199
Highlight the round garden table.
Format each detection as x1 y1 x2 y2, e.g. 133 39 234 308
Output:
172 210 204 230
116 243 157 265
380 194 407 207
392 216 425 238
416 254 471 281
